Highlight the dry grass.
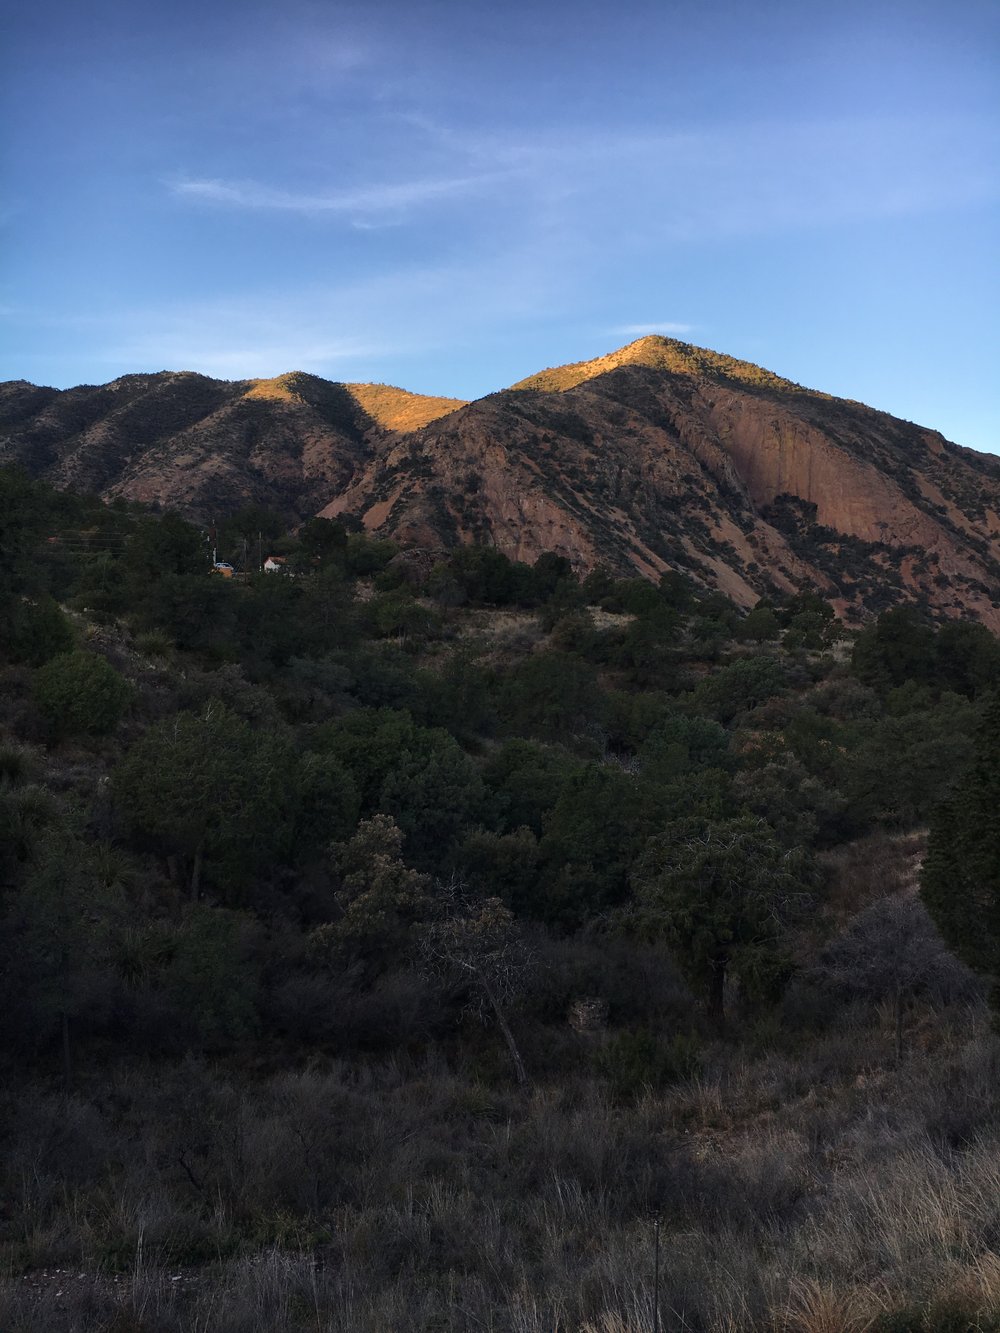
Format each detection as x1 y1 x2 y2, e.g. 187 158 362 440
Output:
4 1001 1000 1331
819 829 928 920
779 1279 882 1333
456 608 547 661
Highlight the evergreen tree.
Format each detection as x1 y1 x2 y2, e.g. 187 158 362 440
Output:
634 816 811 1023
113 703 297 900
309 815 431 976
921 696 1000 990
33 650 132 736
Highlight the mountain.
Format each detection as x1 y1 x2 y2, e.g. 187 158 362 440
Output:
4 337 1000 626
0 370 465 524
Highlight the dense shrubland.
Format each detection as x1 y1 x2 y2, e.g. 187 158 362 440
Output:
2 465 1000 1331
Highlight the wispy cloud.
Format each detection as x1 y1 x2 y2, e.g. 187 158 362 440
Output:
397 111 1000 241
42 245 571 386
168 108 998 251
612 322 694 337
169 170 514 219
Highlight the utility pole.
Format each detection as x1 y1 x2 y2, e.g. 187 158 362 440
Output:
258 530 263 574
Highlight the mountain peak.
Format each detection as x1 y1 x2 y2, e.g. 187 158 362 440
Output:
343 382 467 433
510 334 822 397
243 372 317 403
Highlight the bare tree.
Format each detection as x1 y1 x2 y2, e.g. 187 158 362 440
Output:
420 882 535 1087
811 894 979 1062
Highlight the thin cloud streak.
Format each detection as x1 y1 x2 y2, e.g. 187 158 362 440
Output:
170 170 516 217
169 111 1000 243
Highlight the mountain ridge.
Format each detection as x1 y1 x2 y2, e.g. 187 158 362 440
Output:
3 338 1000 627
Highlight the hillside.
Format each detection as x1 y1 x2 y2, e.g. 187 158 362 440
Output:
2 470 1000 1331
4 336 1000 626
325 342 1000 628
0 372 461 525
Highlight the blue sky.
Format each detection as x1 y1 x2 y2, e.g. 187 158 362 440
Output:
2 0 998 450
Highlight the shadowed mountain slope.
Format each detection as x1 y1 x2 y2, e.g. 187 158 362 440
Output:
0 372 462 523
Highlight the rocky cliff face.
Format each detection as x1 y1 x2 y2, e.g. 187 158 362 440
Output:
4 337 1000 626
319 345 1000 627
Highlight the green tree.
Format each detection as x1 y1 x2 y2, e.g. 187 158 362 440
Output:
165 906 261 1048
634 816 811 1023
639 713 729 783
934 620 1000 699
309 814 431 975
838 693 976 831
377 729 489 868
33 650 132 736
428 647 498 740
237 569 356 669
540 764 655 923
783 609 836 652
295 753 360 855
344 533 397 576
453 826 542 916
482 739 580 837
218 504 285 563
297 515 349 563
126 511 207 586
437 546 534 605
366 589 440 642
498 650 605 744
852 606 936 691
733 754 846 849
5 596 74 666
686 655 788 725
318 708 488 868
611 613 682 688
532 552 576 601
739 604 781 644
0 466 64 618
114 703 296 899
0 837 124 1085
0 782 60 877
921 696 1000 994
137 573 237 656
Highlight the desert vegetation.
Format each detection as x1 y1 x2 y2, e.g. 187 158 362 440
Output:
2 464 1000 1331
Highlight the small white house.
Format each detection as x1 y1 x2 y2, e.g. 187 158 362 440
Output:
263 555 288 573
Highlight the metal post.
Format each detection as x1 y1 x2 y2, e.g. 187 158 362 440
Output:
653 1215 660 1333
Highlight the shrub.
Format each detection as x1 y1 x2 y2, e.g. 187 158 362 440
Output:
135 629 173 658
595 1028 701 1100
5 596 74 666
165 906 261 1048
0 743 32 786
32 650 131 736
686 654 788 724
